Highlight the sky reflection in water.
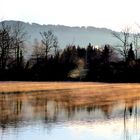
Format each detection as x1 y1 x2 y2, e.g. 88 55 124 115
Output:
0 87 140 140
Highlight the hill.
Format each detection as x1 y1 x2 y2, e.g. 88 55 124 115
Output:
1 20 119 50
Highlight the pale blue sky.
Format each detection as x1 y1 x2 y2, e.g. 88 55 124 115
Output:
1 0 140 31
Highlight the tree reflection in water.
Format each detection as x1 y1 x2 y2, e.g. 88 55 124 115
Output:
0 89 140 140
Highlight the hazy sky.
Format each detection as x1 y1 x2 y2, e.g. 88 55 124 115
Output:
1 0 140 31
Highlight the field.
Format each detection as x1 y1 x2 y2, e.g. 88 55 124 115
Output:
1 81 140 93
0 82 140 105
0 81 140 92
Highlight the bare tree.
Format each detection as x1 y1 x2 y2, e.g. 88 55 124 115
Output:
112 27 131 61
12 21 27 67
40 30 58 59
0 21 27 69
32 39 45 62
0 21 12 69
53 37 59 56
133 33 140 60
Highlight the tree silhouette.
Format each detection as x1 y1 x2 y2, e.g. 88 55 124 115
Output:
12 21 26 68
128 43 135 61
40 30 58 60
0 22 12 70
112 27 130 61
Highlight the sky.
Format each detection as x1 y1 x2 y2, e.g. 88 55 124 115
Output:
1 0 140 31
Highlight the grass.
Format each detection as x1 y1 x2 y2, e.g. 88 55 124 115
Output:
0 81 140 93
1 82 140 106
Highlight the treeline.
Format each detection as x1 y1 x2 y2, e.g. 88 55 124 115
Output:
0 21 140 82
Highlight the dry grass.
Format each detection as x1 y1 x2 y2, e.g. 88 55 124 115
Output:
0 81 140 94
1 82 140 106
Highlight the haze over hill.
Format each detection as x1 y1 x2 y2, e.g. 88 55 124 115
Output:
1 20 119 51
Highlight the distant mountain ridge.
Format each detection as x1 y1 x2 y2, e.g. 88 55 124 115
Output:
0 20 119 51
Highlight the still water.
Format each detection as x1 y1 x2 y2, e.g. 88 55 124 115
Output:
0 84 140 140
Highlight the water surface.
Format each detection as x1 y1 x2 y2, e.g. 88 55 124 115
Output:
0 83 140 140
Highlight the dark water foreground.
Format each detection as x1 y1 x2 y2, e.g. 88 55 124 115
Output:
0 87 140 140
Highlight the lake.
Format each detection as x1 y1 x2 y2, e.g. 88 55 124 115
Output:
0 82 140 140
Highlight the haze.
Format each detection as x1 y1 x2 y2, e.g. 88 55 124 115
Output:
1 0 140 31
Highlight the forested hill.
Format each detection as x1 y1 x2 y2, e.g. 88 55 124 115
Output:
1 20 118 48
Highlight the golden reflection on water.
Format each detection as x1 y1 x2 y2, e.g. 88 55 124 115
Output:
0 86 140 126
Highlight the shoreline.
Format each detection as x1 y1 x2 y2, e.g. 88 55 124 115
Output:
0 81 140 93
